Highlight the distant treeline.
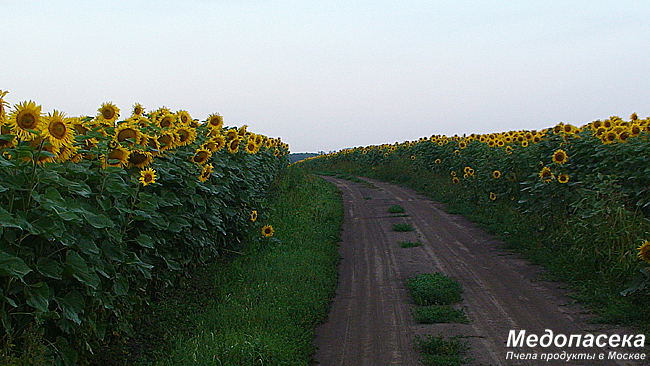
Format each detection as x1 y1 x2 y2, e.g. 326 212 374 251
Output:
289 152 320 163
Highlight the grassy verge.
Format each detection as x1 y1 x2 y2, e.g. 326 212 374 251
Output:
93 168 342 365
412 305 469 324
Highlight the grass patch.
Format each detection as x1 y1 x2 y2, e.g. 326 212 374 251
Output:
392 223 414 232
407 273 463 306
413 305 469 324
96 168 343 365
388 204 406 214
399 240 423 248
416 335 471 366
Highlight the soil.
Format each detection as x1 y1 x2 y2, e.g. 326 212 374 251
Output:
312 176 649 366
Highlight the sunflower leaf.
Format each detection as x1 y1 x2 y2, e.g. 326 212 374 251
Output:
66 251 100 289
25 282 51 313
82 211 115 229
0 250 32 280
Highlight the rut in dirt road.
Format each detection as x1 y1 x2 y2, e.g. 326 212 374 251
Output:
312 176 647 366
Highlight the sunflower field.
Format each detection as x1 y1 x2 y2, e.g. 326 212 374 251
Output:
0 91 288 363
298 114 650 326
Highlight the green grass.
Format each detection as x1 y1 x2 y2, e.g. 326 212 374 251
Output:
407 273 463 306
92 168 343 365
399 240 423 248
392 223 414 232
388 204 406 214
416 335 471 366
412 305 469 324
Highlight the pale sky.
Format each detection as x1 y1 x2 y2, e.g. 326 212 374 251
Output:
2 1 649 152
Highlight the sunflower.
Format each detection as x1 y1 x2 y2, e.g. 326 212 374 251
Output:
539 166 554 182
158 113 176 129
204 135 226 152
115 122 142 146
458 141 467 149
617 130 630 142
492 170 501 179
192 148 212 164
157 132 177 151
261 225 274 237
434 158 441 164
127 150 153 168
552 149 568 164
174 126 196 147
142 134 161 155
225 129 239 141
489 192 497 201
245 139 258 154
205 113 224 130
637 240 650 264
56 144 79 163
139 168 157 186
250 210 258 222
228 138 240 153
105 146 130 167
8 100 44 141
505 146 513 155
198 163 213 182
521 140 529 148
41 110 74 148
452 177 460 184
177 110 192 125
558 173 570 184
29 137 59 164
132 103 145 117
0 90 8 123
97 102 120 126
601 131 617 144
273 148 280 157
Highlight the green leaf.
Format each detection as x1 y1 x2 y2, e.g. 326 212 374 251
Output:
135 234 155 249
113 275 129 296
57 291 85 325
0 206 22 229
66 251 100 289
0 250 32 280
25 282 50 312
37 257 63 280
0 294 18 308
82 211 115 229
76 238 100 255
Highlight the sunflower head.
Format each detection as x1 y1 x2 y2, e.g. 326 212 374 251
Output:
192 148 212 165
250 210 258 222
205 113 224 130
127 150 153 168
105 146 130 168
132 103 145 117
198 163 214 182
42 110 75 148
115 122 142 147
261 225 274 238
97 102 120 126
139 168 157 186
8 100 44 141
558 173 570 184
489 192 497 201
539 166 555 182
174 126 197 147
157 132 177 151
177 110 192 125
0 90 9 123
228 138 240 153
245 139 258 154
637 240 650 264
451 176 460 184
492 170 501 179
552 149 568 164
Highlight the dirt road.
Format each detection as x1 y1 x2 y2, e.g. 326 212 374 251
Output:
313 176 647 366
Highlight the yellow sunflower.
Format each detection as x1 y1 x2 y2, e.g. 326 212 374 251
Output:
177 110 192 125
452 177 460 184
250 210 258 222
434 158 441 164
192 148 212 165
132 103 145 117
205 113 224 130
127 150 153 169
139 168 157 186
158 113 176 129
174 126 196 147
489 192 497 201
637 240 650 264
228 138 240 153
203 135 226 153
0 90 9 123
245 139 258 154
97 102 120 126
552 149 568 164
29 137 59 164
492 170 501 179
105 146 130 167
157 132 177 151
558 173 570 184
114 122 142 147
8 100 44 141
42 110 75 148
261 225 274 237
0 124 16 149
198 163 214 182
539 166 554 182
